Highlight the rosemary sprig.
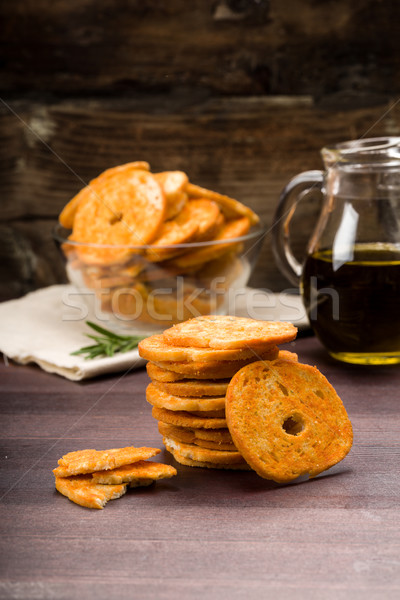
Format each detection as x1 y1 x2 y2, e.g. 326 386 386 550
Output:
71 321 144 360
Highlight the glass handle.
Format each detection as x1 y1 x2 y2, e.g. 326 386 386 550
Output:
272 170 324 286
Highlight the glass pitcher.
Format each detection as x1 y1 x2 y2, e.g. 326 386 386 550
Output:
272 137 400 365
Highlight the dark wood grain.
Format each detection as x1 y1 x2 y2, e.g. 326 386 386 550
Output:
1 337 400 599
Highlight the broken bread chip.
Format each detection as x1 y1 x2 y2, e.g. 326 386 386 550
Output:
225 359 353 483
90 460 177 485
53 446 161 477
55 475 127 510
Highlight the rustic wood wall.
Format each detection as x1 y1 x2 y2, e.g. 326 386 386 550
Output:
1 0 400 300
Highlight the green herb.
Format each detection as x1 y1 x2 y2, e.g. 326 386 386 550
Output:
71 321 144 360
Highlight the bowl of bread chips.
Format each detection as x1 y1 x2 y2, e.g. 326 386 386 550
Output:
55 161 265 334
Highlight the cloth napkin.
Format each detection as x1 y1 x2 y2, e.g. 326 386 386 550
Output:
0 284 308 381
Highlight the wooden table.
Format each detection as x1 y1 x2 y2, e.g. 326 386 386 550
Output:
1 336 399 599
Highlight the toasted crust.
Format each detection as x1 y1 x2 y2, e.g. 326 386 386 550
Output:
152 346 279 379
152 406 227 429
55 475 127 509
163 315 297 349
163 436 245 465
150 378 230 398
91 460 177 484
225 360 353 483
53 446 161 477
146 383 226 412
138 334 275 364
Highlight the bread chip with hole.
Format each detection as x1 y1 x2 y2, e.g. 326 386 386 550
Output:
225 359 353 483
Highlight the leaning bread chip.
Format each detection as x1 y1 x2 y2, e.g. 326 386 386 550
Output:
154 171 189 220
152 406 227 429
138 334 274 364
165 445 251 470
152 345 279 379
53 446 160 477
186 182 259 226
169 217 251 269
163 315 297 349
91 460 177 484
225 360 353 483
55 475 127 509
146 382 226 412
150 378 230 398
163 436 245 465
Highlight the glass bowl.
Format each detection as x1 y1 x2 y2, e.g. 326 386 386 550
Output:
54 223 266 335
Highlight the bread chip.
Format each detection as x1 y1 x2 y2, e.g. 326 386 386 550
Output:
146 362 186 382
182 199 222 242
151 345 279 379
163 315 297 349
55 475 127 509
53 446 160 477
225 360 353 483
152 406 227 429
91 460 177 484
157 421 233 445
154 171 189 220
166 446 251 470
70 169 166 263
146 383 226 412
145 217 198 262
138 334 274 364
150 378 230 398
186 182 259 226
163 436 246 465
169 217 251 269
158 423 236 451
59 161 151 229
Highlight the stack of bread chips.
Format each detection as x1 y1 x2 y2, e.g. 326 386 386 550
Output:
138 316 298 469
53 446 177 509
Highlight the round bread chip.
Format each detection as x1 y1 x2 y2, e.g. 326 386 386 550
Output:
225 359 353 483
169 217 251 269
152 406 227 429
150 378 229 398
70 168 166 263
186 182 260 226
154 171 189 220
163 315 297 350
59 161 151 229
145 216 198 262
139 334 275 364
182 199 222 242
157 421 234 445
152 346 279 379
162 436 245 465
166 446 251 470
146 362 185 382
146 383 226 412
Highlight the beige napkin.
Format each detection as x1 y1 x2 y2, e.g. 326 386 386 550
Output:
0 284 308 381
0 285 145 381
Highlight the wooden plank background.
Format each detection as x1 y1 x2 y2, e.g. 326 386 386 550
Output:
1 0 400 300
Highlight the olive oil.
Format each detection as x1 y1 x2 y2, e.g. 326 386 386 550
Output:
301 243 400 364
